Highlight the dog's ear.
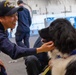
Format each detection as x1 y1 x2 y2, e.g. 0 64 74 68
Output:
48 18 76 54
65 58 76 75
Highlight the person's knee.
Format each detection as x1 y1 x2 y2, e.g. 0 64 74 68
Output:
25 55 38 65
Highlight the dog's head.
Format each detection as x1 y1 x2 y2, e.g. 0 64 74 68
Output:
39 18 76 54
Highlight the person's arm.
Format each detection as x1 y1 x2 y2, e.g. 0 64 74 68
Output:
0 34 54 59
0 37 36 59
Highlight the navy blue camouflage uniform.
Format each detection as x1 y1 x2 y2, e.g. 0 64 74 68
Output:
0 22 37 75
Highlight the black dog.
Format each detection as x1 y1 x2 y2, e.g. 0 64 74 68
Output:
39 18 76 75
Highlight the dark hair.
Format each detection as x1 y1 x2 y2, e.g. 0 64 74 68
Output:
49 18 76 54
39 18 76 54
17 0 24 5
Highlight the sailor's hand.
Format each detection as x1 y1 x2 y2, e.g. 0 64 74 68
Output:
37 41 55 53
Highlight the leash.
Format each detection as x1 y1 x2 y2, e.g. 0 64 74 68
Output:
42 66 50 75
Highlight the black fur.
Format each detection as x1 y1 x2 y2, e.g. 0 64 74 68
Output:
65 58 76 75
39 18 76 75
39 18 76 54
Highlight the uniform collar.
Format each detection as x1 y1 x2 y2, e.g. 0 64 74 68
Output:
0 22 5 31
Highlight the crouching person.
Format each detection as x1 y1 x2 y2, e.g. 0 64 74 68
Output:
0 1 55 75
25 37 51 75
